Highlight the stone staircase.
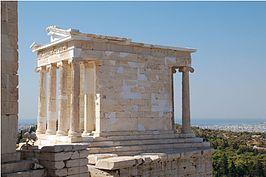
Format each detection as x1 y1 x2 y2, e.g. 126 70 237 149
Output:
88 132 210 155
1 154 46 177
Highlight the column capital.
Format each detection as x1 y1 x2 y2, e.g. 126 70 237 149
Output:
83 61 95 67
36 66 47 73
68 59 83 65
46 63 57 71
57 60 68 68
83 62 89 67
178 66 194 73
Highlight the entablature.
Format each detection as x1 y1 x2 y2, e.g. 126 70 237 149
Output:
31 26 195 67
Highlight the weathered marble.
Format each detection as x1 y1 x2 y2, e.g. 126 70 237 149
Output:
178 66 195 136
46 64 57 135
57 61 69 136
31 26 196 143
68 61 82 142
36 66 47 134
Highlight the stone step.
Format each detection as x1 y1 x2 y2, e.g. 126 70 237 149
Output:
1 160 33 174
88 142 208 155
89 137 203 147
1 169 46 177
94 130 175 137
117 145 210 156
93 133 184 142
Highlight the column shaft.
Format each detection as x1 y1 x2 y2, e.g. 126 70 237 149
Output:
57 61 68 135
181 70 191 134
36 67 47 134
69 61 81 138
83 63 95 134
46 64 57 135
178 66 194 136
79 64 85 131
66 65 72 132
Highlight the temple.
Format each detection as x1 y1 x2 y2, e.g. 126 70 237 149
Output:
31 26 197 143
28 26 213 176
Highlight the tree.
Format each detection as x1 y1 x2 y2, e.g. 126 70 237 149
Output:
220 154 229 176
228 161 237 177
254 160 265 177
29 126 36 133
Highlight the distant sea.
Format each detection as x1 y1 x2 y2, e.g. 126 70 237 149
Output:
19 118 36 126
19 118 265 126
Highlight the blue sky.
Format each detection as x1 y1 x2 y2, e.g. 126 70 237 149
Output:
18 2 266 122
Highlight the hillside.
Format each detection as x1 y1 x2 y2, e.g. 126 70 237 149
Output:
191 126 266 177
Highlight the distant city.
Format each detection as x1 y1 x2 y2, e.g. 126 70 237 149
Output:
189 118 265 133
198 122 266 133
19 118 265 133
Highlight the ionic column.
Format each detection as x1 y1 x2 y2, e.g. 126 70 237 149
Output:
68 61 81 140
46 64 57 135
57 61 68 136
178 66 194 136
171 68 176 131
65 64 72 132
79 63 85 131
36 66 47 134
83 62 95 135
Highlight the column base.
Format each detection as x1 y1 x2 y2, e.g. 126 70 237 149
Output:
36 129 46 135
56 130 68 136
68 130 81 136
82 131 93 136
68 130 82 143
68 136 83 143
46 129 56 135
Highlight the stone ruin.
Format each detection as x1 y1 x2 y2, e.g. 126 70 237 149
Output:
1 2 213 176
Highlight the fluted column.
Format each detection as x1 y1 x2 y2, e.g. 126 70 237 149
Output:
178 66 194 136
36 66 47 134
65 64 72 133
171 68 176 131
79 63 85 131
83 62 95 135
57 61 68 136
46 64 57 135
68 61 81 140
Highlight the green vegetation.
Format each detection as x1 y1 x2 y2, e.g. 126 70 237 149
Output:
193 127 266 177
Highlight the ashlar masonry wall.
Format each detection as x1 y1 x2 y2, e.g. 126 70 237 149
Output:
96 53 175 132
20 144 89 177
1 1 18 158
76 40 192 134
88 148 213 177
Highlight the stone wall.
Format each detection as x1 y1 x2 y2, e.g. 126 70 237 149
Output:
96 52 173 133
81 48 191 134
88 148 213 177
75 40 192 134
1 1 18 158
20 144 89 177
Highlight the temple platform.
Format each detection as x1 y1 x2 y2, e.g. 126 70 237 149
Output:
36 130 209 156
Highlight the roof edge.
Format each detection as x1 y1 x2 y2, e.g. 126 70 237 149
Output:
31 26 197 53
